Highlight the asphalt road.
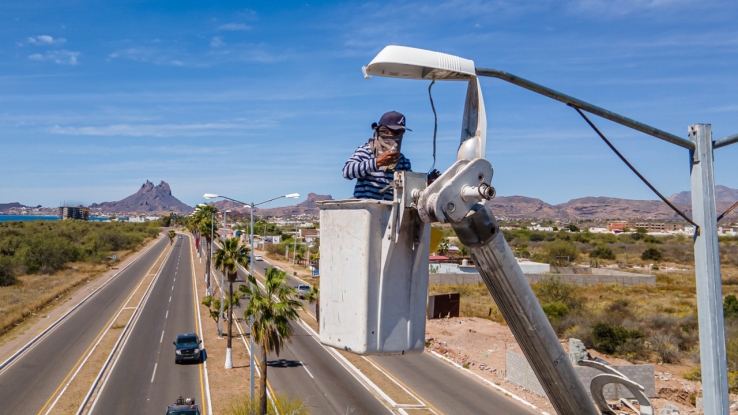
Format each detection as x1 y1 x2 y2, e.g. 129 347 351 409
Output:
210 246 391 415
0 236 169 415
92 235 203 414
251 255 537 415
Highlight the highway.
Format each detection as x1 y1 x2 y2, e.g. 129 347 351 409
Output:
246 254 538 415
216 249 392 415
91 234 204 414
0 236 169 415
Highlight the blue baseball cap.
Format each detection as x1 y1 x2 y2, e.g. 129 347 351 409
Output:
379 111 412 131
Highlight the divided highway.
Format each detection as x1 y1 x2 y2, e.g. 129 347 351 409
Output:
244 253 538 415
0 236 169 415
91 234 204 414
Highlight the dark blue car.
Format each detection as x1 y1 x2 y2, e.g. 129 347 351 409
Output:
173 332 202 364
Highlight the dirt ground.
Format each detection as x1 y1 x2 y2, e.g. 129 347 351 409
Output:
425 317 738 414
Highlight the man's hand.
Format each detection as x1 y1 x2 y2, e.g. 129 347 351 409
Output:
376 151 399 167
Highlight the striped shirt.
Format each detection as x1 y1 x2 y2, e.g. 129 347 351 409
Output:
342 143 412 200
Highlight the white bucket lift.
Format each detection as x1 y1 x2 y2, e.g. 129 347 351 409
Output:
318 172 430 355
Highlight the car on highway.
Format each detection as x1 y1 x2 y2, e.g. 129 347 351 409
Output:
173 333 202 364
254 255 263 261
178 235 182 239
166 397 201 415
295 284 311 299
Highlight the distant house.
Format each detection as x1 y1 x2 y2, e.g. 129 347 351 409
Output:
299 229 320 243
606 221 628 233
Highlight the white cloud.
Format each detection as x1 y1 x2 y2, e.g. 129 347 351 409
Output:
210 36 225 48
218 23 250 31
48 121 268 137
25 35 66 46
27 50 79 65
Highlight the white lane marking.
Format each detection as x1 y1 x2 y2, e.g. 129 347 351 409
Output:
165 310 169 319
300 362 314 379
150 363 157 383
172 286 174 291
169 296 172 302
160 331 164 343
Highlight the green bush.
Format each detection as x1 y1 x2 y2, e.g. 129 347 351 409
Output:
546 240 579 266
589 245 615 260
541 301 569 323
224 393 309 415
0 257 16 286
591 322 643 354
725 295 738 319
641 247 662 261
532 277 584 313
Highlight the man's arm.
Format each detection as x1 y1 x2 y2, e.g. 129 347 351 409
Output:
343 145 377 180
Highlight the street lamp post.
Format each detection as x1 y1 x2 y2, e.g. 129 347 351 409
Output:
203 192 299 396
217 209 231 339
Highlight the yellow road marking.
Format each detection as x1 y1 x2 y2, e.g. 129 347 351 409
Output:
233 316 278 403
37 241 169 415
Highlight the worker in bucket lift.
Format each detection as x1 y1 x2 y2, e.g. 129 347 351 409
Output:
342 111 412 200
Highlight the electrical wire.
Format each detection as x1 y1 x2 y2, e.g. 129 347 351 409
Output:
428 79 437 173
570 104 700 233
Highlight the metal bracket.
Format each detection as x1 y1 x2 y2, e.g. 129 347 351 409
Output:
416 158 494 224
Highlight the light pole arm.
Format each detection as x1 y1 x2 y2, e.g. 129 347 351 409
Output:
474 67 695 150
714 133 738 149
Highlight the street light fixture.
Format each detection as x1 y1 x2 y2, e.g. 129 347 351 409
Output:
203 192 300 396
364 44 738 414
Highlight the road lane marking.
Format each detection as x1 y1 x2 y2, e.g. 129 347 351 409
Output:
38 241 171 415
150 363 157 383
81 242 175 415
169 296 172 302
160 331 165 344
300 362 314 379
172 286 174 291
165 310 169 319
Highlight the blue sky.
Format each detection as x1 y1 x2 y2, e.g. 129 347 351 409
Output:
1 0 737 208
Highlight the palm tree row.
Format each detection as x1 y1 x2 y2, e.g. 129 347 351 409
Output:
214 236 250 369
186 203 219 294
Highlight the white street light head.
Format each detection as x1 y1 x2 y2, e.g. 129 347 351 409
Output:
225 209 231 213
285 193 300 199
203 193 218 199
363 45 475 81
197 203 208 208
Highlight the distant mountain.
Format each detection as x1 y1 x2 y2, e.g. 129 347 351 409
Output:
90 180 192 214
0 202 27 213
668 185 738 205
214 193 333 217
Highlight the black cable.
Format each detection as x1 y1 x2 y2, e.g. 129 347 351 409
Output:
718 201 738 223
428 79 437 173
570 105 700 232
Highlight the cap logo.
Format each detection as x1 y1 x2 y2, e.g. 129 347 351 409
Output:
398 116 405 126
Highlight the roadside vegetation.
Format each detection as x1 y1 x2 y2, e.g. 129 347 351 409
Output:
224 392 309 415
430 225 738 391
0 220 160 336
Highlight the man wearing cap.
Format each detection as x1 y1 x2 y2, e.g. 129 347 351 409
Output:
343 111 412 200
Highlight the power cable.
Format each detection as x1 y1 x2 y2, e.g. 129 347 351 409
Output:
570 104 700 233
428 79 437 173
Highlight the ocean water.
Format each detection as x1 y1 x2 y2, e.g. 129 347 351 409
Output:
0 215 109 222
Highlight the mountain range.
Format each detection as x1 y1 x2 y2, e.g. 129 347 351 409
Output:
2 183 737 221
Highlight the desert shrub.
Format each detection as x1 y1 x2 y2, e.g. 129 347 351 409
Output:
529 233 545 242
683 367 701 381
265 244 283 256
643 235 662 244
0 257 16 286
541 302 569 324
616 338 650 362
555 231 571 241
591 322 643 354
546 240 579 266
532 277 584 313
563 321 594 348
589 245 615 260
725 295 738 319
641 247 662 261
650 332 681 363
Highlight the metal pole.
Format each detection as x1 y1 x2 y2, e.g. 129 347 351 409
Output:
249 203 255 399
451 201 598 414
293 231 297 265
474 67 695 150
218 211 226 338
689 124 729 414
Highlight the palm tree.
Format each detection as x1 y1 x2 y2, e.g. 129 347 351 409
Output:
167 230 176 245
304 285 320 326
191 204 219 294
214 237 250 369
239 267 303 415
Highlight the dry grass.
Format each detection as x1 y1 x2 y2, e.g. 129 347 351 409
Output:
0 241 155 338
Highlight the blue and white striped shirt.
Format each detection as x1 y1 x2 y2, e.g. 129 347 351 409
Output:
342 143 412 200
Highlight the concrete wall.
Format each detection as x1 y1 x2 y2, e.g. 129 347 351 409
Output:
506 351 655 400
430 272 655 286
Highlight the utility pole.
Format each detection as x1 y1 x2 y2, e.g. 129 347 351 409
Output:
690 124 729 413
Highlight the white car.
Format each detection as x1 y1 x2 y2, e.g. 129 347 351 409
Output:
295 284 311 299
254 255 263 261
